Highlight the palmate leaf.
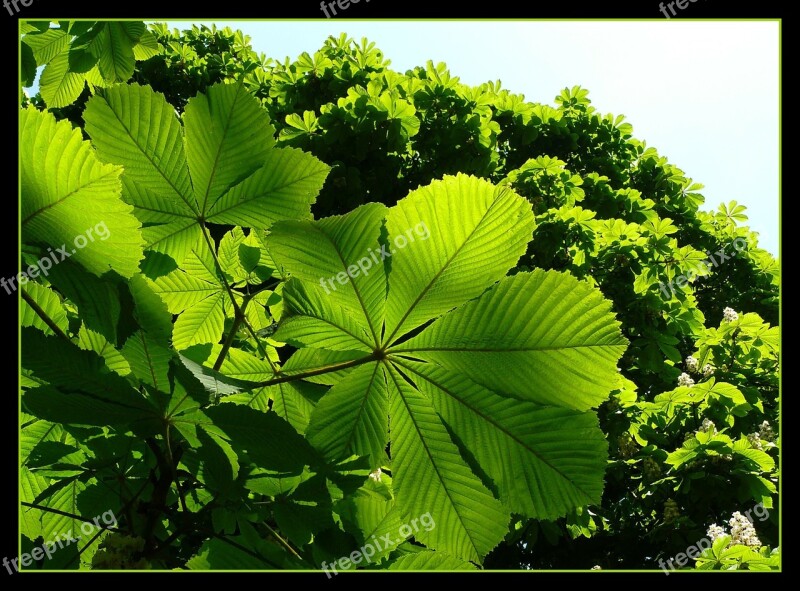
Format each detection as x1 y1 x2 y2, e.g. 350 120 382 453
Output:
84 82 329 267
20 108 145 279
266 173 628 563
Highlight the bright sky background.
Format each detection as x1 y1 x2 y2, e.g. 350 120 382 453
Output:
169 21 780 255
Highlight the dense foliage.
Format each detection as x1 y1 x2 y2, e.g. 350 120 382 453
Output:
18 22 779 571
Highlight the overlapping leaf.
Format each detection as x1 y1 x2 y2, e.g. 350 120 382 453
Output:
20 108 145 279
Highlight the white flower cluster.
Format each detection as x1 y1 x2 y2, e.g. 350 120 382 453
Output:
368 468 382 482
685 355 715 379
707 523 727 542
759 420 774 442
747 432 763 451
729 512 761 547
723 307 739 323
706 512 763 549
698 418 717 436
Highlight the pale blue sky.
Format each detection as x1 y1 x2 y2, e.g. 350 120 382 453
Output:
169 21 780 256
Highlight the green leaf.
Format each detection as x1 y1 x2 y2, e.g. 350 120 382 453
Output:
84 82 328 267
206 147 328 227
270 381 322 433
21 328 157 427
77 326 131 376
21 42 37 87
205 404 319 472
132 30 160 60
177 353 261 397
399 270 628 411
22 29 70 64
20 467 50 540
90 22 144 82
20 107 144 278
23 329 128 400
20 282 68 336
187 538 275 570
396 360 607 519
271 173 626 563
306 362 388 467
268 202 389 347
385 364 510 562
275 278 373 352
44 260 129 346
38 51 86 107
173 291 226 351
83 83 199 264
183 81 276 214
389 550 477 570
383 174 534 341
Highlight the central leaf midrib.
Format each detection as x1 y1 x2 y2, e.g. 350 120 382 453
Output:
22 168 120 227
393 343 625 353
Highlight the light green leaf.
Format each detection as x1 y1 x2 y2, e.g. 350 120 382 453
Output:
183 81 275 214
267 203 389 347
386 364 509 562
307 362 388 467
399 269 628 410
384 174 534 342
38 51 86 107
206 147 327 227
396 360 607 519
389 550 477 570
21 107 144 278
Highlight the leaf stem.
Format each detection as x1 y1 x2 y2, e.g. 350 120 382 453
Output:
20 287 70 341
200 224 278 373
254 353 378 387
